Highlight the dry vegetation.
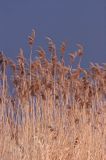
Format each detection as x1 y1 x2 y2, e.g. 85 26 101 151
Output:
0 30 106 160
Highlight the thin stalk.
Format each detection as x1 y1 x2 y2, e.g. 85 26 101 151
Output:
29 46 33 86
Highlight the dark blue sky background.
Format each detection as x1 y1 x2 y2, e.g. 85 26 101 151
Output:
0 0 105 68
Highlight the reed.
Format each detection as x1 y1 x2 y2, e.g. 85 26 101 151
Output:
0 31 105 160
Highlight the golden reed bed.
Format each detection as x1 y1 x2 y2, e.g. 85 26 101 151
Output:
0 30 106 160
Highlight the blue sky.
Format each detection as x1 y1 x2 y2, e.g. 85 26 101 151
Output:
0 0 105 67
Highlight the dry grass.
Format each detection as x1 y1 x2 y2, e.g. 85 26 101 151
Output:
0 30 106 160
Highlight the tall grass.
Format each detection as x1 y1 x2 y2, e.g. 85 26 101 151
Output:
0 30 106 160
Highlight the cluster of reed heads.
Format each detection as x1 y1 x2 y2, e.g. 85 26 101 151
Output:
0 30 106 160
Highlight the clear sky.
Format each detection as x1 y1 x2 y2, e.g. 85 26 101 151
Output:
0 0 105 67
